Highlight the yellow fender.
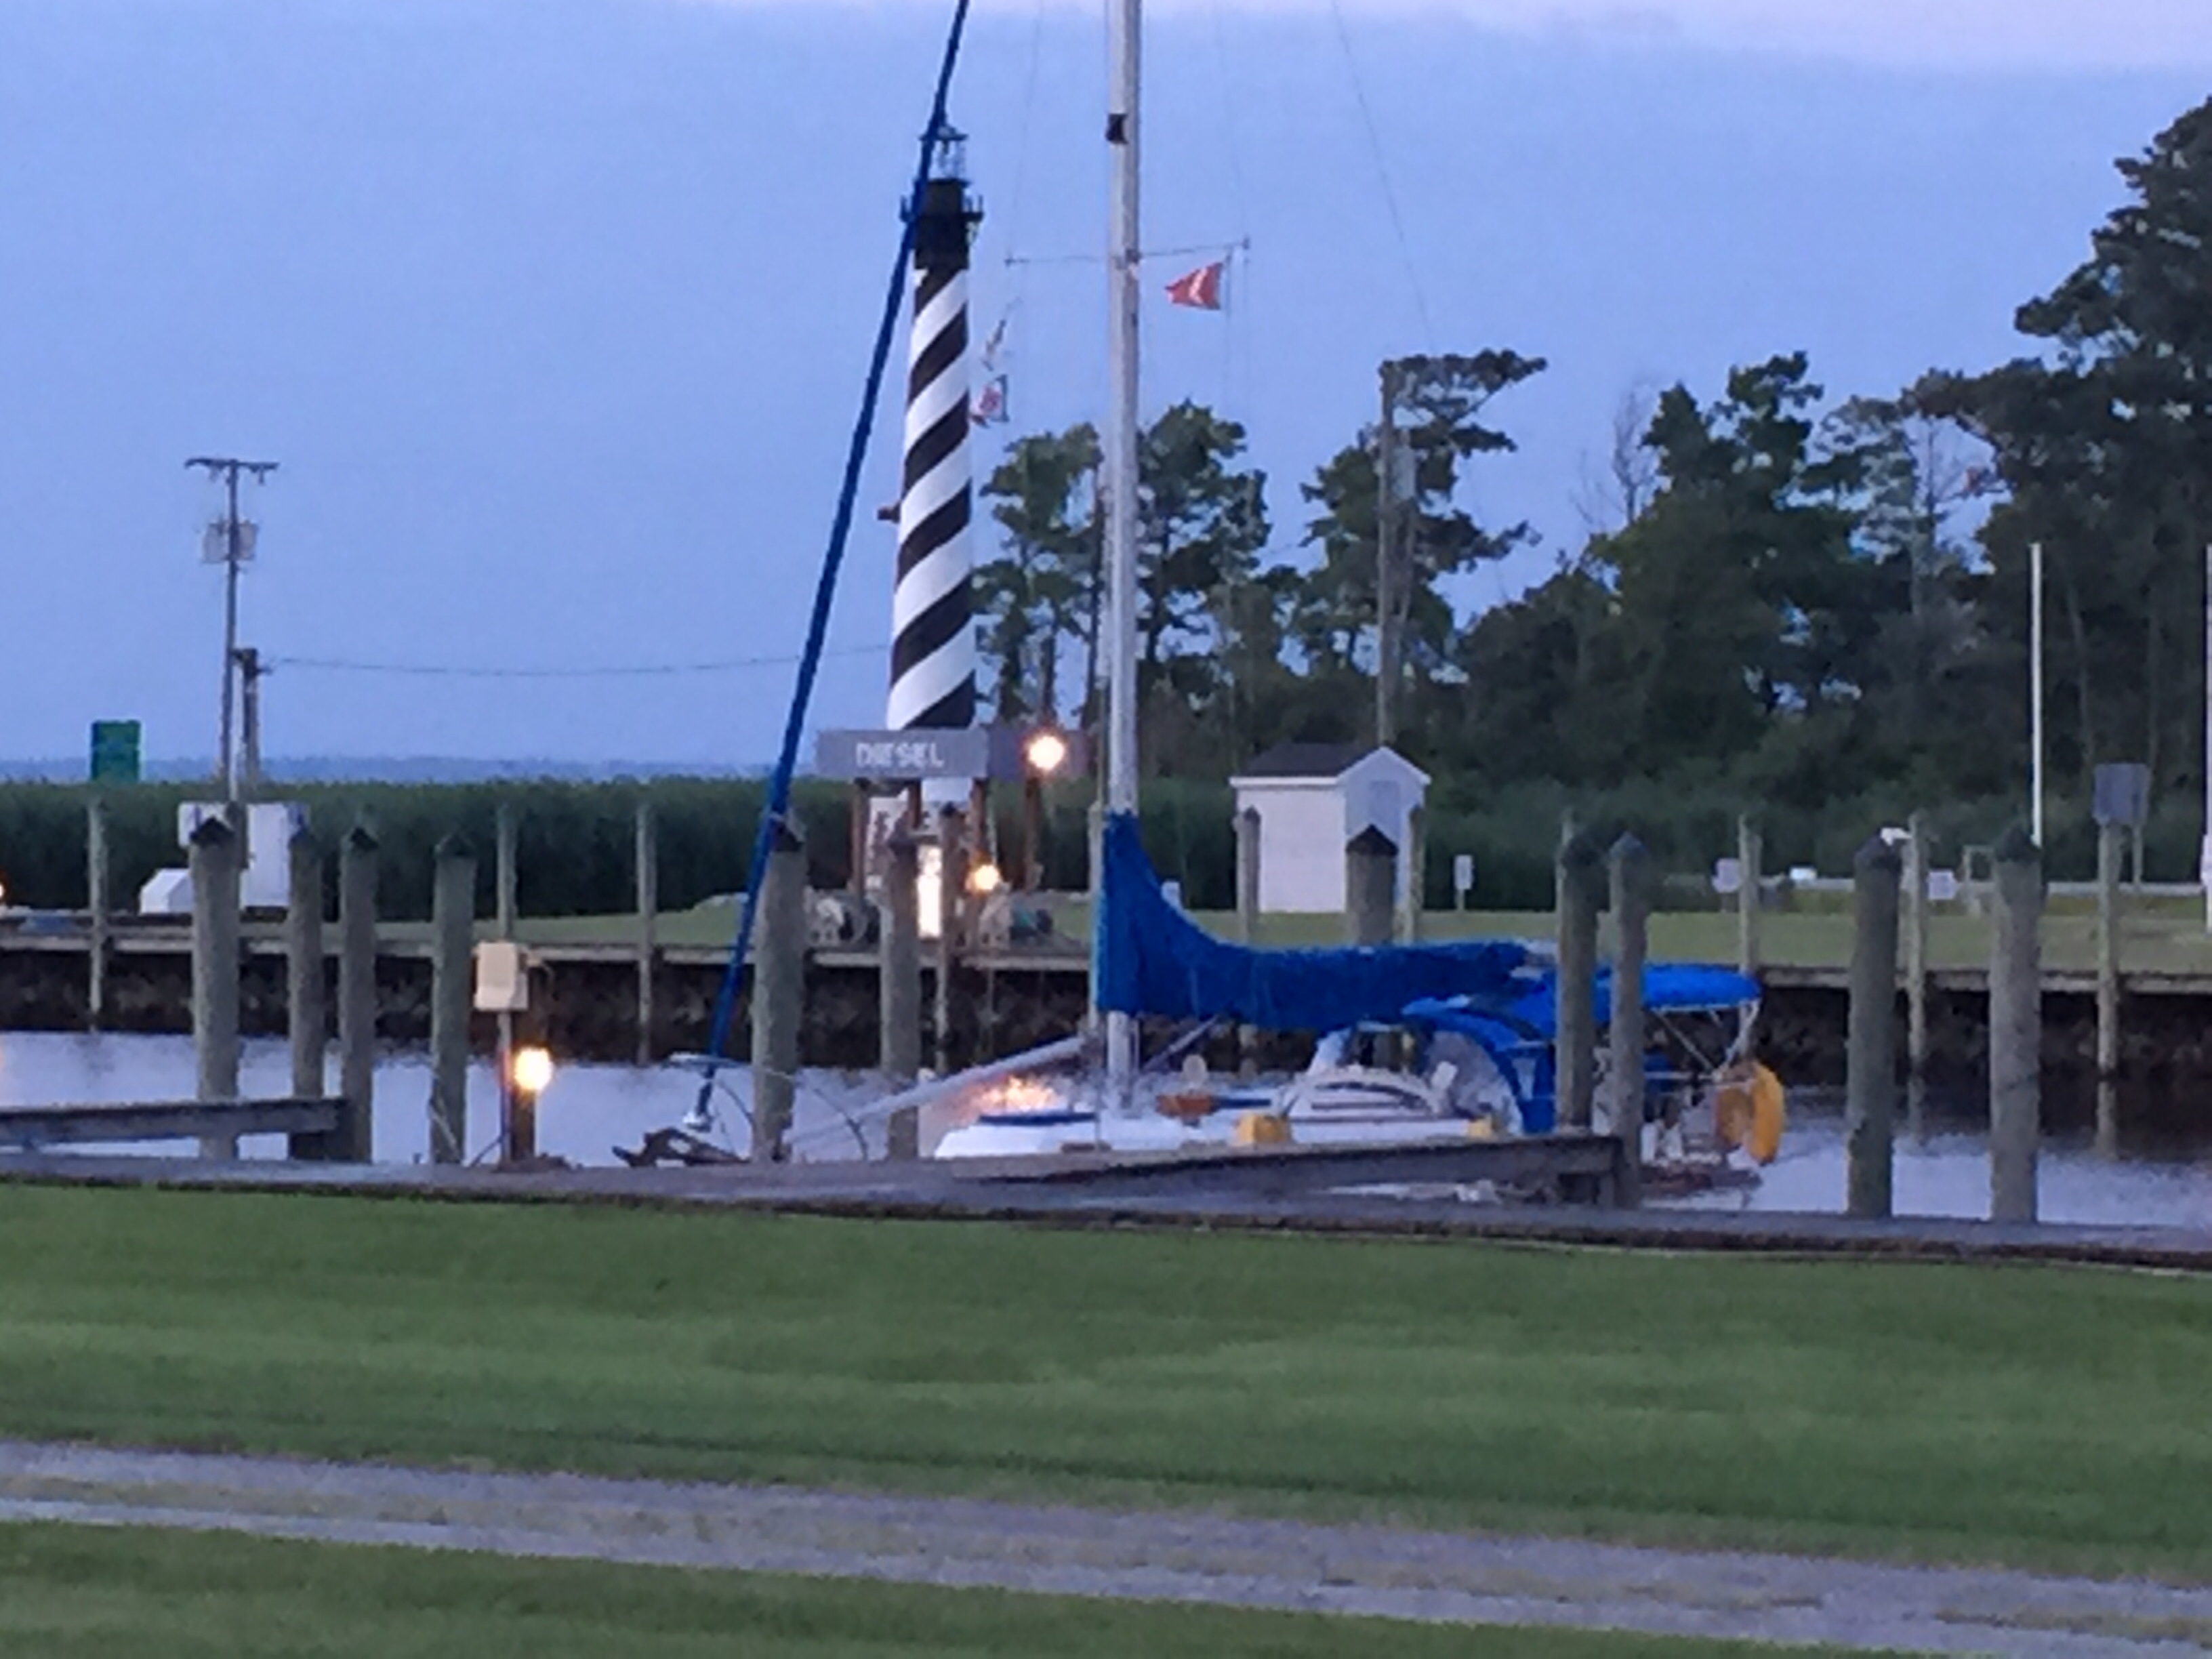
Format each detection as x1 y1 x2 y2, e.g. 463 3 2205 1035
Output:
1715 1063 1786 1165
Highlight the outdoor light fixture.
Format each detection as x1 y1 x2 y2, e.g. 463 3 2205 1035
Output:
1023 729 1070 777
968 861 1004 897
510 1045 556 1098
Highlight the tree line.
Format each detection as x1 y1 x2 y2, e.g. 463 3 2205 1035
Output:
975 98 2212 874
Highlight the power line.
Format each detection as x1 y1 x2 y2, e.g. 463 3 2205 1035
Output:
1325 0 1434 348
268 644 887 682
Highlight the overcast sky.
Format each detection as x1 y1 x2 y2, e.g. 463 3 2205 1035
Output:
0 0 2202 769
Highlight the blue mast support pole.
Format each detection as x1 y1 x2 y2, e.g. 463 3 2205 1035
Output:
691 0 976 1128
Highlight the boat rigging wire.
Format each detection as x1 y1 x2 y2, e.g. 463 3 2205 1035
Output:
688 0 981 1137
266 646 886 680
1324 0 1434 347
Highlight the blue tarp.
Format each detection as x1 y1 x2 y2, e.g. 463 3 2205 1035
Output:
1093 812 1530 1031
1405 964 1761 1041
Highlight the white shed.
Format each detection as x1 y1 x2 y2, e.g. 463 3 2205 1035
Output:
1228 744 1430 915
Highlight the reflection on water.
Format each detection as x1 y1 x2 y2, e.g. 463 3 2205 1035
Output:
2 1033 2208 1229
0 1032 895 1168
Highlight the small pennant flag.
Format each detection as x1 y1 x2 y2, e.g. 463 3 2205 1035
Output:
971 374 1010 427
979 316 1008 372
1164 262 1226 310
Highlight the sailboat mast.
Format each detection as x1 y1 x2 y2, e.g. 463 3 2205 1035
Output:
1103 0 1142 1092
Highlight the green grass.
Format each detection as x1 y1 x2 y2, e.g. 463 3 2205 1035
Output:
1 1187 2208 1581
358 899 2212 977
0 1523 1872 1658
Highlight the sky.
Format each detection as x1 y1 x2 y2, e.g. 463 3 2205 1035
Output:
0 0 2203 770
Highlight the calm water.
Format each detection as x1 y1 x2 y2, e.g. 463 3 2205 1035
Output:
0 1032 896 1168
3 1032 2209 1229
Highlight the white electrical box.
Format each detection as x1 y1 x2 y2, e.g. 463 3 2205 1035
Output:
474 941 531 1013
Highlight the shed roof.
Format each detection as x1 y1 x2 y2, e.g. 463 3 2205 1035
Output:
1235 742 1366 781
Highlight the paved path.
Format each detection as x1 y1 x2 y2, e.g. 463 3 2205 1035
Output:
2 1441 2207 1655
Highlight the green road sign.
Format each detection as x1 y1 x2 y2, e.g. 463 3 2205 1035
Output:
90 720 142 785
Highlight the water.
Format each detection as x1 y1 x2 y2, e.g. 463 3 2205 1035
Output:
3 1033 2209 1229
0 1032 894 1168
1668 1105 2212 1229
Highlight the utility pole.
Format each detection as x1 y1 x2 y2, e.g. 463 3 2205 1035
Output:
1374 360 1403 750
235 647 266 800
186 457 278 802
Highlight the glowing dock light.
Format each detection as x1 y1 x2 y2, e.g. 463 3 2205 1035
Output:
510 1045 556 1098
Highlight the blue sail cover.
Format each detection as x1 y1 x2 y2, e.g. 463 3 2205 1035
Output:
1405 964 1761 1040
1093 812 1529 1031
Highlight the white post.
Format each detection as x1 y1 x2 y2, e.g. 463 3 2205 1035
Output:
2030 540 2045 851
1102 0 1143 1105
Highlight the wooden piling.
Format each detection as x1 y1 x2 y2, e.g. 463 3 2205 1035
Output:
1846 835 1901 1219
1234 806 1261 945
935 808 967 1075
1607 835 1650 1208
1235 805 1261 1071
634 797 658 1065
1398 805 1427 945
189 815 243 1160
1555 830 1602 1134
1990 828 2043 1223
428 835 475 1166
1345 827 1397 948
86 798 110 1030
750 815 806 1162
495 802 518 938
880 824 923 1086
1736 815 1763 977
285 831 327 1159
2096 819 2123 1158
1903 811 1929 1143
336 823 379 1164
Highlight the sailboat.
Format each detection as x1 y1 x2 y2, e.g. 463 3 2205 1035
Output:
918 0 1779 1185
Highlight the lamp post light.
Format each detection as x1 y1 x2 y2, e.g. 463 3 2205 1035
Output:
506 1043 555 1163
1021 726 1071 890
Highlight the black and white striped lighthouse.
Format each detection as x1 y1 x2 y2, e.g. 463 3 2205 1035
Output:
888 135 983 733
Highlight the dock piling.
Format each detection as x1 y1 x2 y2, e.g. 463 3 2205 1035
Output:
935 808 967 1075
1234 806 1261 945
880 823 923 1088
634 798 658 1065
1346 827 1397 948
285 831 328 1159
1904 811 1930 1143
1607 835 1650 1208
1990 828 2043 1223
2096 819 2123 1158
1397 805 1427 945
336 823 379 1164
1235 806 1262 1072
1846 834 1901 1218
428 835 475 1165
1736 815 1763 977
86 798 110 1030
751 815 806 1162
495 803 518 938
1555 828 1602 1134
189 815 243 1160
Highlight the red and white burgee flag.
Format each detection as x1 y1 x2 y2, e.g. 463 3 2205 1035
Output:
970 374 1010 427
1164 261 1225 310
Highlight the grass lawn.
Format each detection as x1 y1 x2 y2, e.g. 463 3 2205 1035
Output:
0 1187 2207 1580
0 1523 1872 1658
457 901 2212 979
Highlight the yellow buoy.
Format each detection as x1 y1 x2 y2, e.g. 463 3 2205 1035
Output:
1715 1063 1786 1165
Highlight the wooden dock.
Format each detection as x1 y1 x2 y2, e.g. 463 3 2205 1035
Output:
3 1146 2205 1273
